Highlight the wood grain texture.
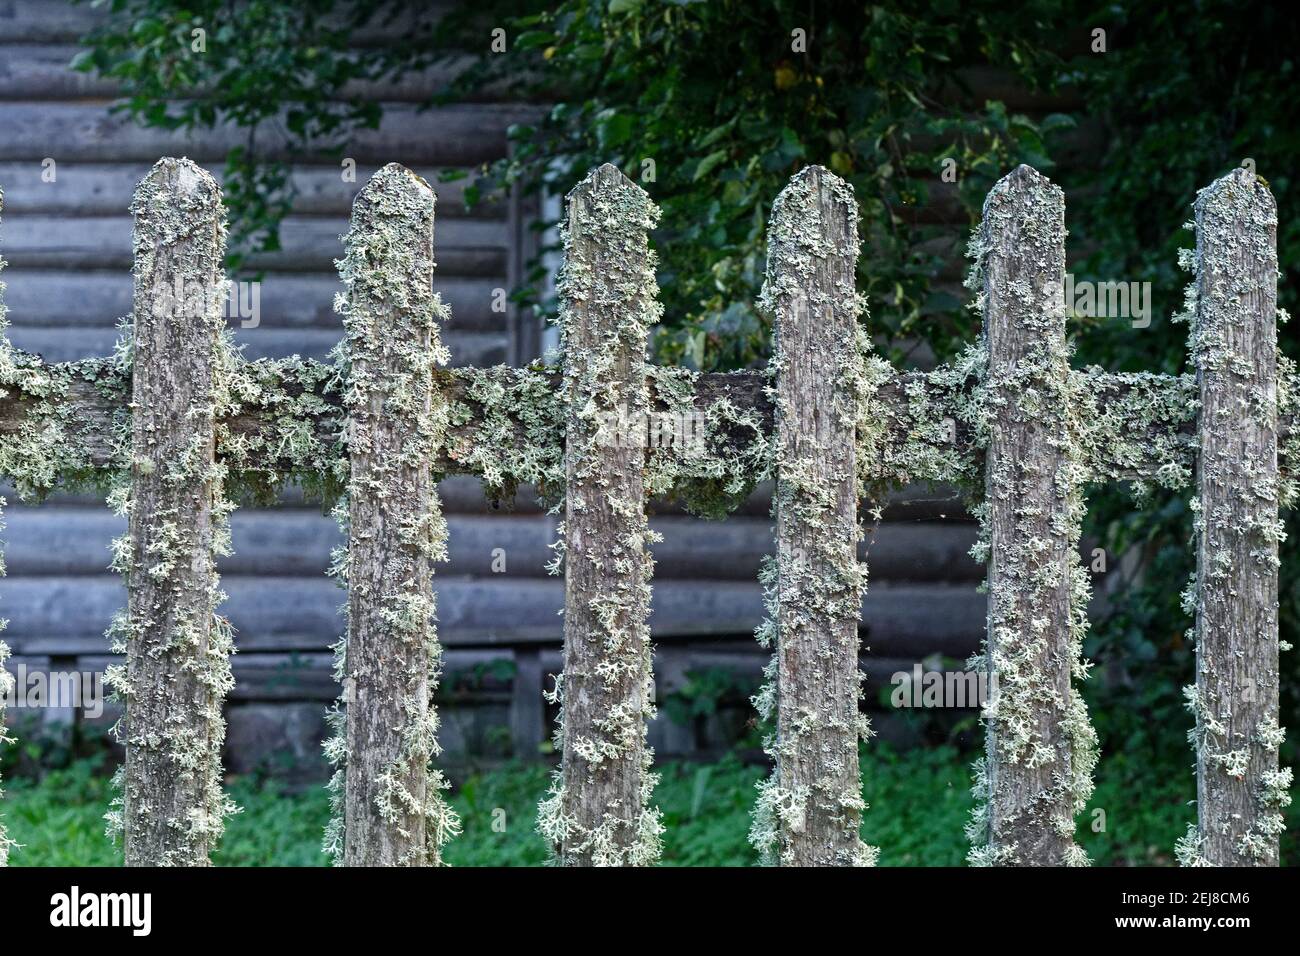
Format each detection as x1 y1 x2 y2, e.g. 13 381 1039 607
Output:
758 165 873 866
336 164 457 866
119 157 234 866
974 165 1092 867
545 164 662 866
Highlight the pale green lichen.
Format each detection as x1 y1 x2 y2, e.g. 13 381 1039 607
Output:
538 165 664 866
321 494 350 861
644 364 770 516
748 167 877 867
220 356 347 505
0 184 12 866
446 363 565 505
960 167 1096 867
1178 168 1289 866
102 158 240 865
0 155 1291 868
324 163 459 865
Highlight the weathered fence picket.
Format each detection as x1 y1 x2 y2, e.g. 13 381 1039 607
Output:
117 157 235 866
969 166 1094 866
1183 168 1286 866
0 156 1291 868
752 166 874 866
330 164 458 866
538 164 663 866
0 184 11 867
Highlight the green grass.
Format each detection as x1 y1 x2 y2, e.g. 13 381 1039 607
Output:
2 745 1293 865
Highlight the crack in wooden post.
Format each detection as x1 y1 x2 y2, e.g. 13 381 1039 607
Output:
119 157 235 866
539 164 663 866
1183 168 1287 866
333 164 459 866
752 166 875 866
970 165 1094 867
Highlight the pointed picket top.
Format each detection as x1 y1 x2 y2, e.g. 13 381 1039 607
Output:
130 157 226 255
565 162 655 217
560 163 661 288
766 163 860 242
351 162 437 223
336 162 449 370
758 165 860 317
981 163 1061 226
1188 165 1278 375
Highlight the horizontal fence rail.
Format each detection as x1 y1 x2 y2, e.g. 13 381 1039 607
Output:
0 157 1292 867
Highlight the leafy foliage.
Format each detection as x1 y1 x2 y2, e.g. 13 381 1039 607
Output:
434 0 1068 368
75 0 1065 365
74 0 388 269
5 745 1295 865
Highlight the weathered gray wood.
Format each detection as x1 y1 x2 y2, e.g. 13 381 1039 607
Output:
0 0 467 45
540 164 662 866
0 102 530 165
753 165 872 866
0 1 105 41
653 646 697 755
334 164 457 866
510 647 544 758
1 215 506 273
0 613 9 866
970 165 1093 867
0 344 1292 488
3 325 505 366
118 157 235 867
0 475 961 521
0 573 988 653
1 269 503 330
0 503 980 583
0 44 119 99
0 183 11 866
0 163 502 218
1182 168 1286 867
0 44 484 104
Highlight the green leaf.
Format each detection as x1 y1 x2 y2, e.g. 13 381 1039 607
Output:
693 149 728 181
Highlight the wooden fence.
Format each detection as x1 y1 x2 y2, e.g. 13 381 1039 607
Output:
0 156 1292 867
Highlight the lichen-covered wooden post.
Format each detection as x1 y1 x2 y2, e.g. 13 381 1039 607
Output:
1178 168 1288 866
537 164 663 866
116 158 236 866
0 184 12 866
750 165 875 867
328 164 459 866
967 165 1094 867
